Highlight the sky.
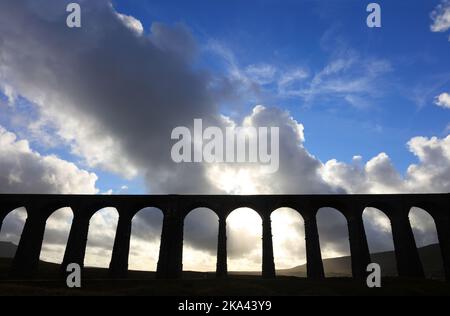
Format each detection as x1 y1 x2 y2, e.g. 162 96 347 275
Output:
0 0 449 273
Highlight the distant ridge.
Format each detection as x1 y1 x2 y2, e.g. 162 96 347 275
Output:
0 241 17 258
0 241 444 279
277 244 444 279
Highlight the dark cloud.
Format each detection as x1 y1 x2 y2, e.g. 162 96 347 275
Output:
131 208 164 243
184 209 218 255
0 0 221 194
317 208 351 257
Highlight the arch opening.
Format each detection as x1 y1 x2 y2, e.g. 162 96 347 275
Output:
227 208 262 275
271 208 305 277
84 207 119 268
39 207 74 266
0 207 27 275
409 207 444 279
128 207 163 273
317 207 351 278
183 208 218 275
362 207 397 276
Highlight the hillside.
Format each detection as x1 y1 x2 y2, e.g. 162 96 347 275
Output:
0 242 17 259
0 242 445 279
277 244 444 279
0 243 449 295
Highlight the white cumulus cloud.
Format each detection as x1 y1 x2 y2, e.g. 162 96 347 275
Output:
0 126 98 194
435 92 450 109
431 0 450 33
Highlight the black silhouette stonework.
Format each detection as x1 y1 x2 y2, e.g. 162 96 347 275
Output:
0 194 448 280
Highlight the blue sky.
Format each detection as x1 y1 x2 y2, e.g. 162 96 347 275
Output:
110 0 450 189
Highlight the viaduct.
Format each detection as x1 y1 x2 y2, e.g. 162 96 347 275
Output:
0 194 449 281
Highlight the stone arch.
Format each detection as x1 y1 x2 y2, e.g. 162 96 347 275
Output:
183 208 218 274
271 207 305 276
84 207 119 268
128 207 164 272
39 207 74 266
409 206 444 279
1 205 28 223
227 207 262 274
362 207 397 276
317 207 351 277
182 202 220 219
315 203 348 218
225 204 265 221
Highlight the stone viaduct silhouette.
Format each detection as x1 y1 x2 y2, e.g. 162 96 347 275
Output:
0 194 449 281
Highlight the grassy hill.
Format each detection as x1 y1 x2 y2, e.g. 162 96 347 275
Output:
0 242 17 259
277 244 444 279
